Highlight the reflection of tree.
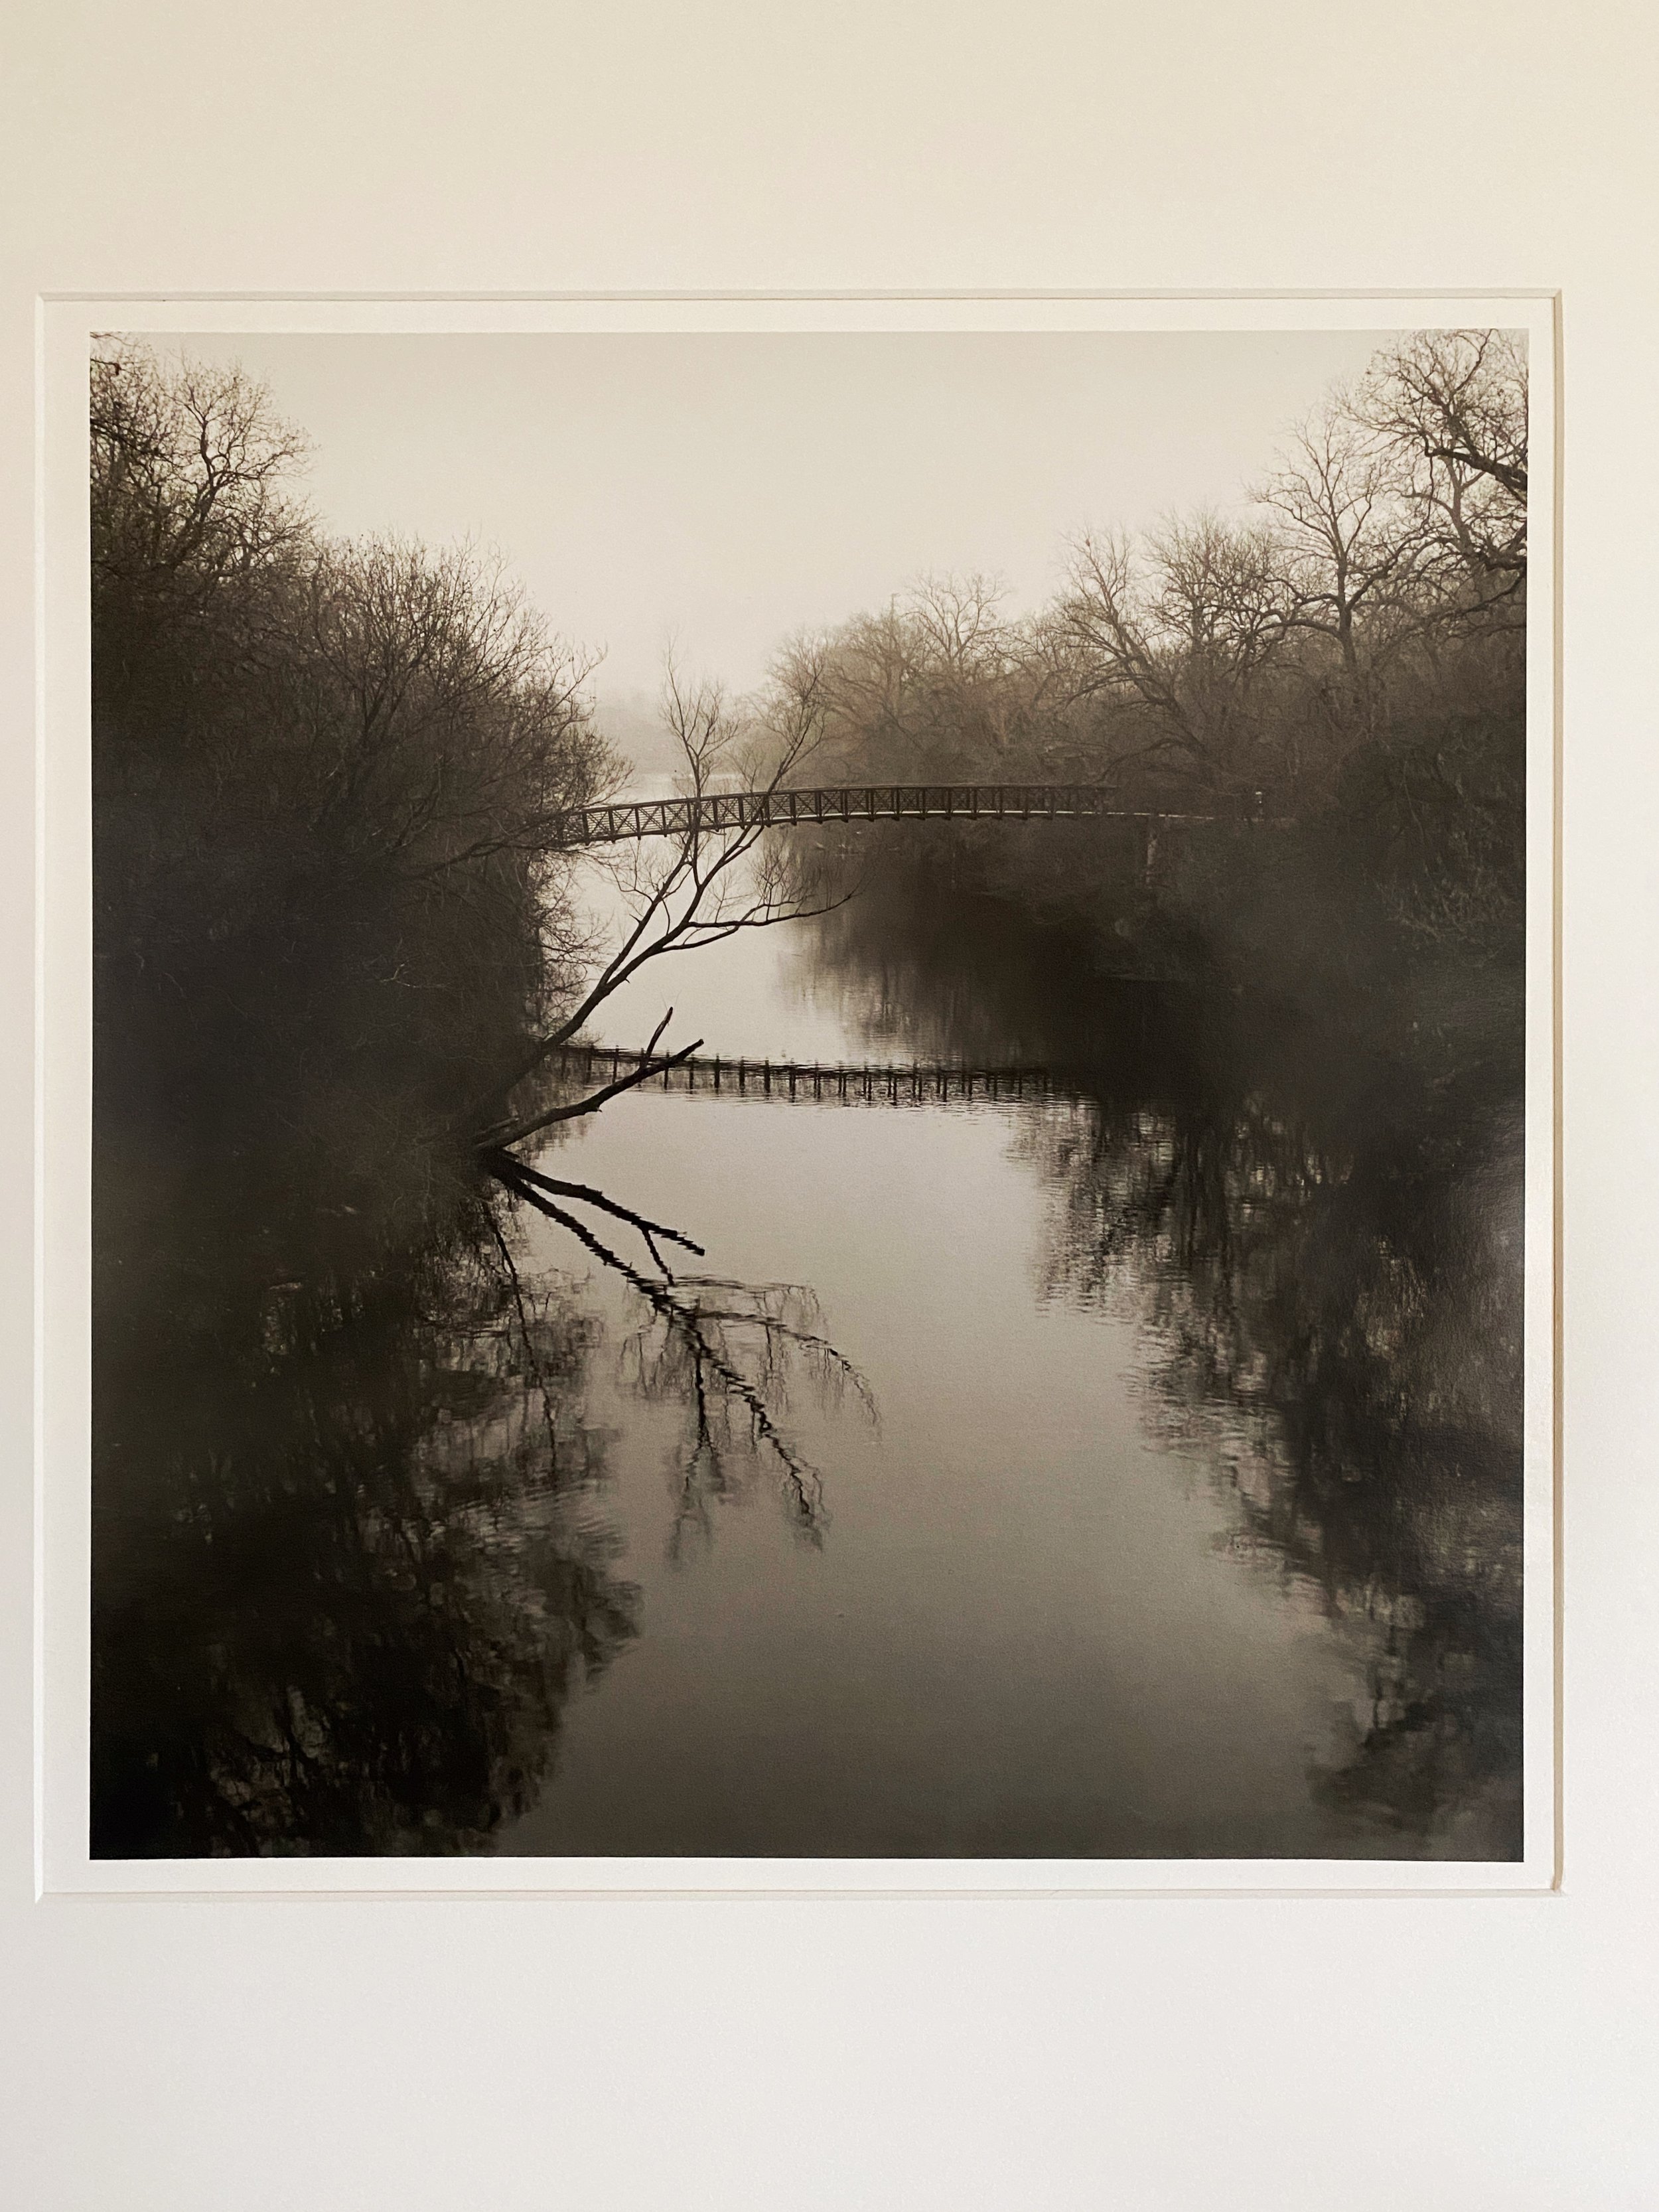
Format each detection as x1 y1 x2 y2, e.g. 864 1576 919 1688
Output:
1029 1081 1524 1853
95 1125 870 1856
484 1150 874 1556
622 1278 875 1559
814 852 1526 1857
92 1178 637 1859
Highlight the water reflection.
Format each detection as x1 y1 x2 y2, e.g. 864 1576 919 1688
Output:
620 1276 876 1560
808 838 1525 1856
486 1144 873 1549
94 832 1525 1862
92 1163 638 1858
93 1126 872 1857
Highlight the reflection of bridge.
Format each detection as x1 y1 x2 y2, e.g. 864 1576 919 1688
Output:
553 1040 1067 1106
554 783 1258 849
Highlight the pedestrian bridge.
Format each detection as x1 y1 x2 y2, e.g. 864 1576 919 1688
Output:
554 782 1255 849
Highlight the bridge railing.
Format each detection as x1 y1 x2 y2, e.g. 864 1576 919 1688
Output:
551 783 1266 848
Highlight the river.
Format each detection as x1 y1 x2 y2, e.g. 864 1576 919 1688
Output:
490 830 1524 1858
90 820 1524 1862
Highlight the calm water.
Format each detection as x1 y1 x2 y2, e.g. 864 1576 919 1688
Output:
495 844 1523 1859
92 832 1524 1860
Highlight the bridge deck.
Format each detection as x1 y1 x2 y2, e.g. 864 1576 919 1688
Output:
553 782 1256 848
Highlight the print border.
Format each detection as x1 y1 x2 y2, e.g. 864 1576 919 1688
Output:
35 290 1560 1897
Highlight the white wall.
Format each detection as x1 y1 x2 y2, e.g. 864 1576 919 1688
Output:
3 6 1656 2206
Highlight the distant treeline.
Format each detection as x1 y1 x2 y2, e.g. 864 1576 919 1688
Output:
767 331 1524 806
764 330 1527 1022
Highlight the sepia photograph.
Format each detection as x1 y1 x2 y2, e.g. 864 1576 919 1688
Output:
18 5 1659 2205
86 319 1536 1866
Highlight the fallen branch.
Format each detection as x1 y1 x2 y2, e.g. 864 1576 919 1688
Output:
475 1007 703 1151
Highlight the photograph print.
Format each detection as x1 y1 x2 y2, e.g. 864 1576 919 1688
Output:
87 318 1537 1866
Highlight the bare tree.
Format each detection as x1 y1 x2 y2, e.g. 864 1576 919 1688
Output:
1256 400 1425 677
467 657 849 1156
908 570 1009 677
771 573 1076 782
92 342 634 1204
92 345 314 600
1056 518 1289 796
286 536 613 878
1354 330 1528 605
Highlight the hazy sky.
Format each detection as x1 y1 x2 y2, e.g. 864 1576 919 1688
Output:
161 329 1390 726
